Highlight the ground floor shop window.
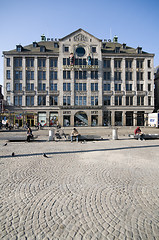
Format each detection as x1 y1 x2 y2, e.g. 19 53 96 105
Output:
74 111 88 126
126 111 133 126
63 116 70 127
103 111 111 126
50 112 58 126
115 111 122 126
91 115 98 126
38 112 46 126
137 111 144 126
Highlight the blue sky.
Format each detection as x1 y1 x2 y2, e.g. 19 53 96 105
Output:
0 0 159 87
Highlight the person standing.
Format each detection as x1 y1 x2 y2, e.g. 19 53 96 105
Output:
27 126 33 142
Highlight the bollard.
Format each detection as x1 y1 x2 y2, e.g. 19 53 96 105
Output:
112 128 118 140
49 129 55 141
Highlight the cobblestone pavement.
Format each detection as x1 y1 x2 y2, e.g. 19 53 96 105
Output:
1 132 159 239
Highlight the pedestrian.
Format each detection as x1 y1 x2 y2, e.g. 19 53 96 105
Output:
134 126 145 140
27 126 33 142
71 128 79 142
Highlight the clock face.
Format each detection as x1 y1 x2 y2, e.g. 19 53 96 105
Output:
76 47 85 57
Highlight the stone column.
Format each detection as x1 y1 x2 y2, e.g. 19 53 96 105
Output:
46 57 50 106
133 58 137 106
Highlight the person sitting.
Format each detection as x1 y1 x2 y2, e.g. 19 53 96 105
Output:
27 126 33 142
134 126 145 140
71 128 79 142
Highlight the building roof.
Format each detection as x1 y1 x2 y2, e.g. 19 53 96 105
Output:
3 29 154 57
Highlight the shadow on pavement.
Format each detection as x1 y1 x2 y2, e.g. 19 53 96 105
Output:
1 144 159 159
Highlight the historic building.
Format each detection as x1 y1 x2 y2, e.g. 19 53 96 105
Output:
3 28 154 127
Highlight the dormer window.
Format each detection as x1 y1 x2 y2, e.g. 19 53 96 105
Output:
123 43 126 49
137 47 142 54
54 42 59 48
40 46 46 52
16 45 22 52
115 47 120 53
33 42 38 48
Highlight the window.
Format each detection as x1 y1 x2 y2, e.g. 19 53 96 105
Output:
126 84 132 91
126 72 132 80
50 83 57 91
16 45 22 52
7 70 10 79
6 83 10 91
14 58 22 67
91 96 98 106
38 58 46 67
115 47 120 53
63 96 71 106
40 46 46 52
63 58 70 65
114 72 121 80
91 83 98 91
91 71 98 79
50 71 57 80
148 60 151 68
148 84 151 91
103 72 111 80
92 47 96 53
64 47 69 52
75 71 87 80
63 71 70 79
27 83 34 91
6 96 11 105
137 84 143 91
50 96 58 105
115 84 121 91
38 83 46 91
26 71 34 80
26 96 34 106
103 59 110 68
137 72 143 81
136 60 143 69
114 60 121 68
14 96 22 106
104 96 111 105
38 96 46 105
104 84 110 91
38 71 46 80
137 96 144 106
7 58 10 67
148 72 151 80
75 83 86 91
115 96 122 105
148 96 151 106
50 58 58 67
15 71 22 80
26 58 34 67
125 60 132 68
126 96 133 106
54 43 59 48
63 83 71 91
75 96 87 105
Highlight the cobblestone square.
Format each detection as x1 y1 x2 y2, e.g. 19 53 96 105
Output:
1 129 159 239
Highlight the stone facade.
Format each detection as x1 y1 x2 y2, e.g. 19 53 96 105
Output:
3 29 154 127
